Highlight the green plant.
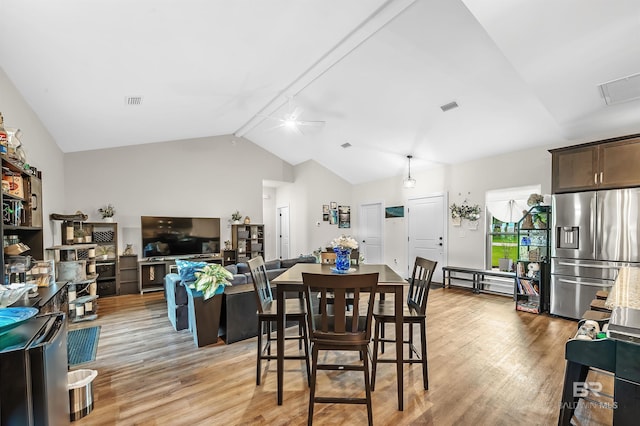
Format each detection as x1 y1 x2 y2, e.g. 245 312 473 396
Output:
190 264 233 300
98 204 115 218
231 210 242 221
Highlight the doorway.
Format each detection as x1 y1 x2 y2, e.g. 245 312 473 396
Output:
277 206 290 260
358 202 384 264
407 194 447 283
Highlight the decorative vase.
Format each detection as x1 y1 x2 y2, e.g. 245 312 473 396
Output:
452 217 461 227
333 247 351 272
104 217 114 223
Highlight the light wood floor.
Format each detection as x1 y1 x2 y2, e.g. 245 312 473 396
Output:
70 287 614 425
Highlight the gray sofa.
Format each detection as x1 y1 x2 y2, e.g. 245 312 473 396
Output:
165 255 316 345
224 256 316 285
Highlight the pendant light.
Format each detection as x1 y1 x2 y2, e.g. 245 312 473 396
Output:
403 155 416 188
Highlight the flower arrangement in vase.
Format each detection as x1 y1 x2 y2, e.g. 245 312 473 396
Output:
331 235 358 273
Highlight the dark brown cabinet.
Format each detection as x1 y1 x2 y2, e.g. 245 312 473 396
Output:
551 135 640 193
119 255 139 295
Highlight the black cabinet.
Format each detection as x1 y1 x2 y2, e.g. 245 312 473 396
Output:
514 205 551 314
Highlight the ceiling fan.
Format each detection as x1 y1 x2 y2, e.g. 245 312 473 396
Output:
261 97 326 134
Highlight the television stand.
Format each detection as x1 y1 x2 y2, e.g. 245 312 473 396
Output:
138 254 223 294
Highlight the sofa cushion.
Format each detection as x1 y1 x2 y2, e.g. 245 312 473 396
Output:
228 273 248 285
176 259 207 282
224 264 238 275
264 259 281 270
236 262 250 274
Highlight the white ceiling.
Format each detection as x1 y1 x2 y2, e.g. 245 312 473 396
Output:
2 0 640 184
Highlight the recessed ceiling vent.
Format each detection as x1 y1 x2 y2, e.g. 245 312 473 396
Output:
440 101 459 112
598 72 640 105
341 142 352 148
125 96 143 106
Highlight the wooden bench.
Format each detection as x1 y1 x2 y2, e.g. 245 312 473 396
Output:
442 266 515 294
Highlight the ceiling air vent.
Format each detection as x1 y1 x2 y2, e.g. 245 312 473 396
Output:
341 142 352 148
125 96 143 106
598 72 640 105
440 101 459 112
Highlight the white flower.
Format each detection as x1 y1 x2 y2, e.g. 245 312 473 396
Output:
331 235 358 250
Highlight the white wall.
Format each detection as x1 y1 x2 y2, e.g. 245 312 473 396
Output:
0 67 66 249
64 136 293 255
262 186 277 259
275 160 352 257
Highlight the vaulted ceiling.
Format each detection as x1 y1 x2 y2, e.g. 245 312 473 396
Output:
2 0 639 184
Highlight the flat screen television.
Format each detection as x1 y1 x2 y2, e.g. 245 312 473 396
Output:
141 216 221 258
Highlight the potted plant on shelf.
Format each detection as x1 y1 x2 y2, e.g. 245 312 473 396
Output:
98 204 115 222
231 210 242 225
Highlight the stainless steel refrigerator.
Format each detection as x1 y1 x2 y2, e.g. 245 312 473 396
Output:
551 189 640 319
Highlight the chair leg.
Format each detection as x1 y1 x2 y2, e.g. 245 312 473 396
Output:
308 344 319 426
298 321 303 350
302 318 311 386
380 321 385 354
267 320 272 356
421 319 428 390
362 346 374 426
409 322 414 359
371 319 380 391
257 319 263 385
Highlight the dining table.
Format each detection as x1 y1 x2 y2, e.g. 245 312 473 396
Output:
271 263 408 410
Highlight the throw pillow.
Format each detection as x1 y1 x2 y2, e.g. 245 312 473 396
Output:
176 259 207 283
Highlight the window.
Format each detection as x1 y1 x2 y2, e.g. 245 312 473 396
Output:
485 185 541 270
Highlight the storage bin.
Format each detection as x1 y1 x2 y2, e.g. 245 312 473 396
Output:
68 369 98 421
92 231 114 242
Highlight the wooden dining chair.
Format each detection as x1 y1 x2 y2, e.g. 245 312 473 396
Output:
302 272 379 426
248 256 310 386
371 256 437 391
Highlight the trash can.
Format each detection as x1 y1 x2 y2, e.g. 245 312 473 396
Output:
68 369 97 421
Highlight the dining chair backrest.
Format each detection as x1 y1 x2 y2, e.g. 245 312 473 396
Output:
302 272 378 345
248 256 273 314
407 257 438 315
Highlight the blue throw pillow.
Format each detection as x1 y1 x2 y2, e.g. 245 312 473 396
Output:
176 260 207 283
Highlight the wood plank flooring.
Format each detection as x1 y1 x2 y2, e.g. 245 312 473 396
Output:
70 288 613 425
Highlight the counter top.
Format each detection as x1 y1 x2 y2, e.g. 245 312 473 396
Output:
605 267 640 310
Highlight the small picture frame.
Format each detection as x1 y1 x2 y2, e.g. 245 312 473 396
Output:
329 209 338 225
330 201 337 209
338 205 351 228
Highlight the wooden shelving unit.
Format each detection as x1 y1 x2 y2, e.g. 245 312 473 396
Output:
231 224 264 263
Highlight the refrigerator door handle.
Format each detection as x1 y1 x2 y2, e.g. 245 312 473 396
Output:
557 261 620 269
557 278 613 287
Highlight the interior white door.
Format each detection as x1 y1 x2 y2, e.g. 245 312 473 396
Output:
408 195 446 283
359 202 383 264
277 206 290 260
